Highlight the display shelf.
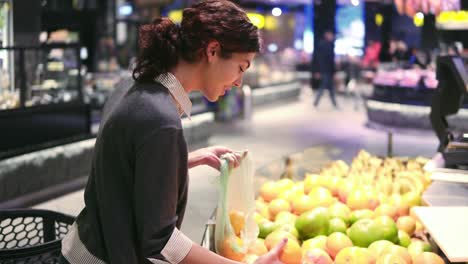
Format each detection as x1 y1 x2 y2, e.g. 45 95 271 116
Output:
252 81 301 107
423 154 468 206
366 99 468 131
201 147 455 262
366 55 468 131
431 168 468 183
0 43 90 157
0 43 83 109
371 84 438 106
242 51 298 90
423 180 468 207
413 206 468 263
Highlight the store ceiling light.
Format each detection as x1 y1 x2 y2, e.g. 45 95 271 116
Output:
375 13 384 26
351 0 360 6
272 7 282 17
268 43 278 52
265 15 279 30
247 13 265 29
118 4 133 17
39 32 48 43
303 30 314 54
294 39 303 50
436 10 468 29
414 12 424 27
80 47 88 60
169 10 183 24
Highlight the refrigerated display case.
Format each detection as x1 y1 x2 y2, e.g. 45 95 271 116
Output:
0 43 90 159
243 50 298 89
0 43 83 108
0 0 14 110
240 50 302 109
366 58 468 130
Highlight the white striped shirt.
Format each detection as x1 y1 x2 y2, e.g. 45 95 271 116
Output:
155 72 192 119
62 73 194 264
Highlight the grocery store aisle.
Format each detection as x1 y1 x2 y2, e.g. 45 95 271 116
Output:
34 86 439 243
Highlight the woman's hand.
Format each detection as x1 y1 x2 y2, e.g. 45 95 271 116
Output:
188 146 245 170
254 238 287 264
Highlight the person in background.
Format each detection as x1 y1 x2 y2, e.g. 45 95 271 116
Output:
60 1 287 263
344 54 362 111
362 40 381 70
361 40 382 83
96 36 119 72
409 48 431 69
313 30 339 109
392 40 409 62
447 43 461 56
388 38 398 61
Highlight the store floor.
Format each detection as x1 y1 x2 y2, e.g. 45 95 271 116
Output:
33 86 439 243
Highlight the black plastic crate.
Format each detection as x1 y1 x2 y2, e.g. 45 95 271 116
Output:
0 209 75 264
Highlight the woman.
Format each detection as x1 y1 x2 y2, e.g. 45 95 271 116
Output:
60 0 286 263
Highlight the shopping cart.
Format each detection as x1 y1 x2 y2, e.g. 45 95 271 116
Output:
0 209 75 264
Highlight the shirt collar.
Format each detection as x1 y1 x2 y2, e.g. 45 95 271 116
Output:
155 72 192 119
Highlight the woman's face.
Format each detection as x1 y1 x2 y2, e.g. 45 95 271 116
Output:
201 47 255 102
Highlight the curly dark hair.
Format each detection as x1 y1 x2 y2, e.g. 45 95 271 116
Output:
132 0 261 83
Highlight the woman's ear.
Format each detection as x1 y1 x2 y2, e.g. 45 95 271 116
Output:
205 40 220 62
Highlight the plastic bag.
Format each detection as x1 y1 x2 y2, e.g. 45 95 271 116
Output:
215 152 259 260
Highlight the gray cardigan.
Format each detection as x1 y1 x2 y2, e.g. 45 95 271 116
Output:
64 79 190 263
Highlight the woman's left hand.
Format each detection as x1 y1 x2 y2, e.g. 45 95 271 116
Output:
188 146 245 170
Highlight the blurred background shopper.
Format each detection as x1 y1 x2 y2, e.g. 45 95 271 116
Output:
313 31 339 110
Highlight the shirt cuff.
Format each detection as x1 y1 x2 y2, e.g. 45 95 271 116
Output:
158 228 193 264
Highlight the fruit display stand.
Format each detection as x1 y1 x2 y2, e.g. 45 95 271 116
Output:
423 180 468 207
413 166 468 263
201 147 454 263
429 168 468 184
413 206 468 263
366 67 468 132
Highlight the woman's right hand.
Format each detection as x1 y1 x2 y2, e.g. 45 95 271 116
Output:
253 238 287 264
